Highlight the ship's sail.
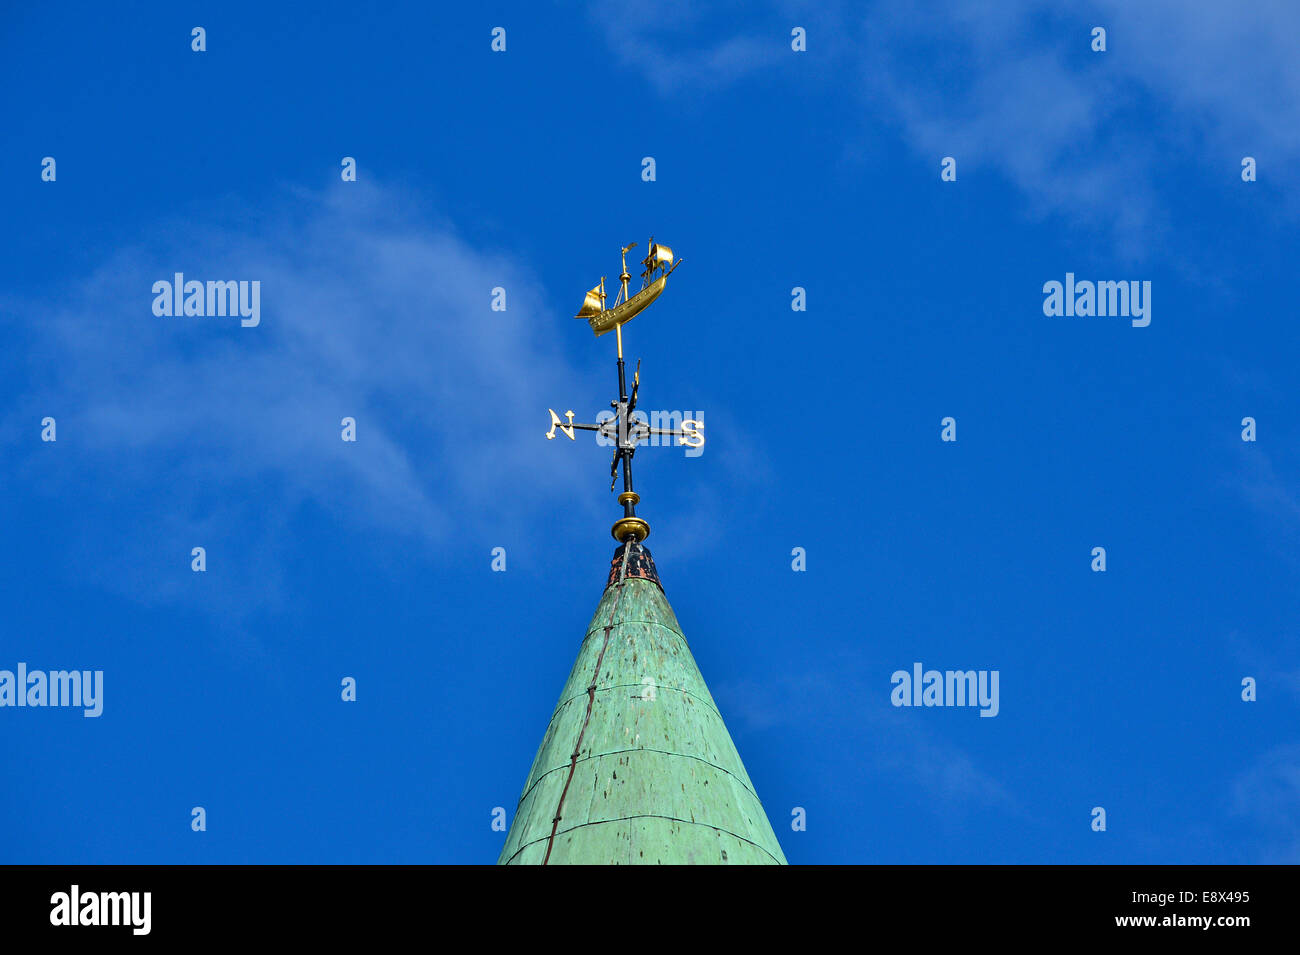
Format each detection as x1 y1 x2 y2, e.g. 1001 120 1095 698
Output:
576 284 605 319
642 242 673 274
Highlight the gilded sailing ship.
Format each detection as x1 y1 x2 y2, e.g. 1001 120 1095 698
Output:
576 238 680 336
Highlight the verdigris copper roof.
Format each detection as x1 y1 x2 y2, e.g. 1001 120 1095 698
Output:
498 542 787 865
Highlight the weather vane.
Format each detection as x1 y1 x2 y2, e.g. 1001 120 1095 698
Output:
546 238 704 543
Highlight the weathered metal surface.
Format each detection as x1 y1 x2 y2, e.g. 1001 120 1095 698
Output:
605 541 661 589
497 561 787 865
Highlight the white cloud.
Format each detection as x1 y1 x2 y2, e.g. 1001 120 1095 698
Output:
1231 743 1300 862
587 0 782 95
593 0 1300 248
5 182 595 608
714 664 1017 812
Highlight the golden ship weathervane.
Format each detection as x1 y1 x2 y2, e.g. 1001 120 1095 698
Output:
547 238 703 543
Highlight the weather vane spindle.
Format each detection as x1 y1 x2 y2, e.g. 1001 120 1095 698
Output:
546 238 704 543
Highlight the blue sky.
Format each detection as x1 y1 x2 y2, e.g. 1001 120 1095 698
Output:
2 0 1298 863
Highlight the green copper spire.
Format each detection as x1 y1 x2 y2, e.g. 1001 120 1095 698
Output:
513 241 781 863
498 543 787 865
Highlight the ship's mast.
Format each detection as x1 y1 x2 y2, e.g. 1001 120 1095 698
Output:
616 242 634 365
614 244 635 535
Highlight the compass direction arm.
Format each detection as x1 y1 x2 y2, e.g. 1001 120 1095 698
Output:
545 408 576 440
644 419 705 448
546 408 614 441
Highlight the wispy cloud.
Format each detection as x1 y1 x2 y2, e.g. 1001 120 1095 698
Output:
1231 743 1300 862
586 0 783 95
593 0 1300 249
1226 630 1300 705
4 182 593 610
1093 0 1300 159
1235 447 1300 529
714 664 1017 812
1227 437 1300 584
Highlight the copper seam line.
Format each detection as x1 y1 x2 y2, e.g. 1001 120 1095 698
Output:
542 547 635 864
513 679 726 810
549 678 711 717
541 671 715 729
507 813 783 866
513 744 763 814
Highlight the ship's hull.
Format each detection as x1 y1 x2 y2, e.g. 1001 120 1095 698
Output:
586 275 667 336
